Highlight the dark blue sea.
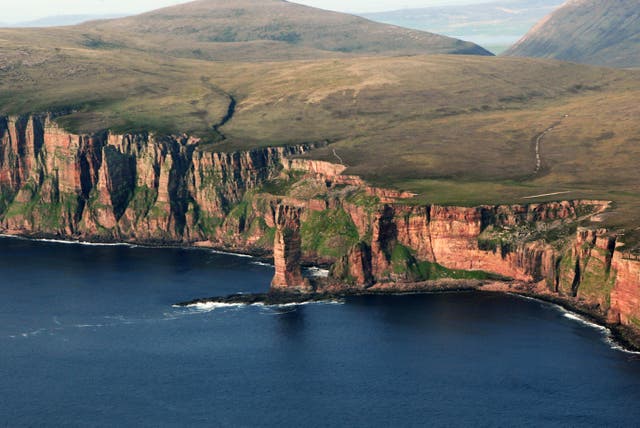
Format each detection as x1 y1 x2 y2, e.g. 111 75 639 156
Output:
1 236 640 427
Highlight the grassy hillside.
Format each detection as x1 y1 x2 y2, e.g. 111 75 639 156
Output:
1 0 640 248
504 0 640 68
0 42 231 136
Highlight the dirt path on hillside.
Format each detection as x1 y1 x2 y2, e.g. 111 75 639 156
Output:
534 121 560 174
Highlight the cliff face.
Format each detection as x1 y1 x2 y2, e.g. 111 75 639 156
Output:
0 114 315 251
328 200 640 335
610 253 640 326
330 201 605 283
276 156 640 333
2 113 640 342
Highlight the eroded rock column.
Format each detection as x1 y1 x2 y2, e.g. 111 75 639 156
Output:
271 204 311 292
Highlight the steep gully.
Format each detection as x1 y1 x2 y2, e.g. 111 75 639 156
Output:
212 95 236 141
2 114 640 349
201 77 236 142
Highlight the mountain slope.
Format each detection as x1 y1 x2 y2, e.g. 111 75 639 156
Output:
77 0 492 60
362 0 564 54
504 0 640 67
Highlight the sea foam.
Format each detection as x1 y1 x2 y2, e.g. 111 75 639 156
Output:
305 267 330 278
509 293 640 355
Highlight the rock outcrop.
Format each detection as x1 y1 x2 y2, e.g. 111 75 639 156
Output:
271 204 311 291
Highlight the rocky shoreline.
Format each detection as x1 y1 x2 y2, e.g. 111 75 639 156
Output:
3 231 639 353
174 278 483 307
175 278 640 353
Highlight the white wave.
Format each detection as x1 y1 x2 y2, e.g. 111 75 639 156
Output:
174 298 343 314
0 234 138 248
0 234 22 239
251 261 273 267
69 241 138 248
305 267 330 278
606 339 640 355
209 249 253 258
259 300 344 315
561 312 640 355
34 238 135 247
563 312 608 332
178 302 247 312
509 293 640 355
271 299 344 308
507 293 540 302
0 234 263 261
19 328 46 338
273 302 313 308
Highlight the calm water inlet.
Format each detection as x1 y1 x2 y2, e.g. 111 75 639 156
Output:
1 237 640 427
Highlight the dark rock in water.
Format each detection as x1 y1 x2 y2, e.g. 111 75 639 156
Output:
175 291 339 307
174 279 484 308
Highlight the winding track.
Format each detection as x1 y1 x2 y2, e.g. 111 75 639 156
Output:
332 148 345 165
533 115 570 174
521 116 574 200
534 123 557 173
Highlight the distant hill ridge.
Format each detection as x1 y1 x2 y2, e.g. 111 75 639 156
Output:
75 0 492 60
504 0 640 68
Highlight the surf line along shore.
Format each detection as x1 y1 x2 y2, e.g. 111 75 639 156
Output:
2 230 636 353
173 277 640 354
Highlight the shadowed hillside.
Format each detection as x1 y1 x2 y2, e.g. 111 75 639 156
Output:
505 0 640 68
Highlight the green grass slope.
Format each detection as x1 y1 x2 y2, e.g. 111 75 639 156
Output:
504 0 640 68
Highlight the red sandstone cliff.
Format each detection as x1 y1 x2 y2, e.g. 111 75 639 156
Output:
0 114 315 250
274 159 640 333
2 113 640 343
